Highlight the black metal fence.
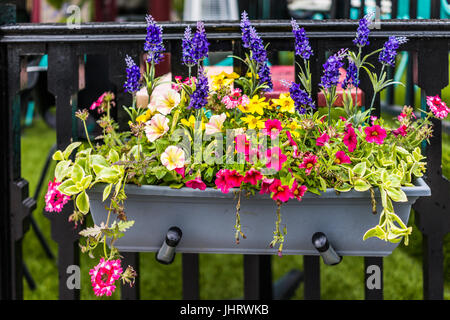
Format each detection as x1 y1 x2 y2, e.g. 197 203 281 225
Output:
1 5 449 300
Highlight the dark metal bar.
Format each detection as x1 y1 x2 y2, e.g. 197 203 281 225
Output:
121 252 140 299
303 255 320 300
364 257 383 300
391 0 398 19
430 0 441 19
182 253 200 300
243 255 273 300
409 0 417 19
22 261 36 291
359 0 366 18
331 0 351 19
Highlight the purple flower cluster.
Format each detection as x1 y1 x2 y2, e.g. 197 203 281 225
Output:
123 55 141 94
291 19 313 60
189 67 209 109
182 22 210 67
342 61 359 89
378 36 408 67
144 15 165 64
240 11 272 91
289 82 315 114
353 12 374 47
320 49 347 90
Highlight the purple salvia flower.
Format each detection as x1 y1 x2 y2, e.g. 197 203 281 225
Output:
192 21 210 62
240 11 252 48
342 61 359 89
144 14 165 64
379 36 408 67
320 49 347 90
182 26 196 66
258 62 273 91
189 67 209 109
289 82 315 114
123 55 141 94
353 12 374 47
291 19 313 60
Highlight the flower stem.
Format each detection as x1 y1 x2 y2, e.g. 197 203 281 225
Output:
82 120 94 150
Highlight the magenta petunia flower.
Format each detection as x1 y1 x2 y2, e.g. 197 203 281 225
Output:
335 150 351 164
316 132 330 146
44 178 70 213
392 125 408 137
265 147 287 171
174 167 185 178
221 88 249 110
89 258 123 297
269 179 292 203
286 131 299 158
226 170 244 188
364 124 387 144
215 169 244 193
186 177 206 190
259 178 275 194
290 180 307 201
299 154 318 175
243 168 263 186
263 119 283 139
343 124 358 152
426 95 449 119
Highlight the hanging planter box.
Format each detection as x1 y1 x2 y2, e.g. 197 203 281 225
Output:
89 178 430 257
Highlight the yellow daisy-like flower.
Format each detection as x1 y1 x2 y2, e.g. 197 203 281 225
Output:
136 108 153 123
272 93 296 113
211 73 234 91
180 115 205 131
241 115 265 130
247 95 268 115
287 119 301 137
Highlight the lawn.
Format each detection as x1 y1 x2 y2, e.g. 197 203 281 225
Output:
20 117 449 300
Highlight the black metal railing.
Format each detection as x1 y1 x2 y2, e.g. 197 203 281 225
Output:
1 8 449 300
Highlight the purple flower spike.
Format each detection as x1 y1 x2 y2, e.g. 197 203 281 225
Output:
353 12 374 48
291 18 313 60
320 49 347 90
182 26 196 66
144 14 165 64
189 67 209 109
379 36 408 67
289 82 315 114
342 61 359 89
124 55 141 94
192 21 210 62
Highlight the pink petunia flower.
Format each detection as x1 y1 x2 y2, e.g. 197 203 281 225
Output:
263 119 283 139
45 178 70 213
260 178 275 194
214 169 244 193
243 168 263 186
426 95 449 119
299 154 318 175
90 93 107 111
174 167 186 178
186 177 207 190
335 150 351 164
343 124 358 152
265 147 287 171
89 258 123 297
226 170 244 188
221 88 249 109
316 132 330 146
269 179 292 203
286 131 300 158
290 180 308 201
392 125 408 137
364 125 387 144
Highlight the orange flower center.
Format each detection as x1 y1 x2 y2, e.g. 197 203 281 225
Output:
277 186 284 192
335 158 341 164
306 163 313 168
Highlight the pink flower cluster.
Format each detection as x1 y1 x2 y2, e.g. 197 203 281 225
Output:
427 95 449 119
215 169 245 193
221 88 249 109
90 93 107 112
172 76 196 92
260 179 307 203
89 258 123 297
44 178 70 213
343 124 358 152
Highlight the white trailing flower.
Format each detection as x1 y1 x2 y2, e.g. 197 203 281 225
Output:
205 113 227 135
145 114 169 142
161 145 185 171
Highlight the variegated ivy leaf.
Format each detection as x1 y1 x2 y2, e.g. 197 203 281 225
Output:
102 183 113 202
354 179 370 192
63 142 82 160
108 149 120 164
71 163 85 183
54 160 72 182
334 183 352 192
363 225 386 241
52 150 65 161
76 191 90 214
79 224 102 238
386 187 407 202
353 162 366 177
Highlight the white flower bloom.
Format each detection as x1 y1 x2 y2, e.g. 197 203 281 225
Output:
150 89 181 115
205 113 227 135
145 114 169 142
161 145 185 171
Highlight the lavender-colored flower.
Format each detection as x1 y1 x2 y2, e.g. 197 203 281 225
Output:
342 61 359 89
353 12 374 47
289 82 315 114
379 36 408 67
182 26 196 66
144 14 165 64
240 11 252 49
189 67 209 109
258 62 273 91
320 49 347 90
192 21 209 62
123 55 141 94
291 19 313 60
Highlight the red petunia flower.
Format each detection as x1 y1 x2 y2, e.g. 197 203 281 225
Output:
299 154 318 175
265 147 287 171
243 168 263 186
392 125 408 137
269 179 292 203
335 150 351 164
263 119 283 139
343 124 358 152
260 178 275 194
364 124 387 145
290 180 308 201
316 132 330 146
186 177 207 190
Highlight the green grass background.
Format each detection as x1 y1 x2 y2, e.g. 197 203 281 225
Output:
21 116 449 300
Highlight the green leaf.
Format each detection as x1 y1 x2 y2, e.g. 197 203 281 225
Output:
54 160 72 182
57 179 76 195
76 191 90 214
353 162 366 177
91 155 109 167
52 150 65 161
363 225 386 241
117 220 135 232
79 225 102 238
102 184 112 201
108 149 120 164
169 183 184 189
318 176 327 191
386 187 407 202
71 164 84 183
354 179 370 192
81 175 92 189
63 142 82 159
335 183 352 192
96 167 120 183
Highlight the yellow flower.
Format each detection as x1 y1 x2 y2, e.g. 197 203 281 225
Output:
241 115 265 130
211 73 234 91
247 95 268 115
136 108 156 124
287 119 301 137
180 115 205 131
246 72 259 79
272 93 295 113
